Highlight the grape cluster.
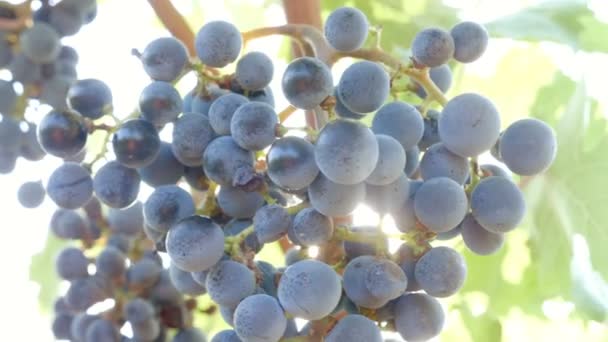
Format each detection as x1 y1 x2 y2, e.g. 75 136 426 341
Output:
1 3 558 342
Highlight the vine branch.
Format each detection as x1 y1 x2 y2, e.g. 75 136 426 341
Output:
147 0 196 56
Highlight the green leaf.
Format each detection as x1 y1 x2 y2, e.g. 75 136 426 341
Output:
459 303 503 342
486 0 608 52
29 235 67 314
571 235 608 321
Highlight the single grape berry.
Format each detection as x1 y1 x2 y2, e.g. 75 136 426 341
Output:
17 180 46 208
195 21 242 68
139 81 182 126
461 214 504 255
172 112 215 167
38 110 88 158
395 293 445 341
112 119 161 168
414 246 467 297
235 51 274 91
140 37 189 82
451 21 489 63
203 136 254 186
67 79 113 119
315 119 379 185
282 57 333 110
208 93 249 136
93 161 141 209
419 142 469 184
20 23 61 63
411 27 454 67
438 93 501 157
308 173 366 217
325 314 382 342
234 294 286 342
267 136 319 190
337 60 389 114
324 7 369 52
414 177 468 233
366 134 406 186
499 118 557 175
372 101 424 150
230 102 278 151
47 162 93 210
470 176 526 233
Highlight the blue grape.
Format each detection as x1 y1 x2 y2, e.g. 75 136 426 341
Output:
93 160 141 209
17 180 45 208
143 185 195 233
438 93 501 157
419 142 469 184
52 313 73 340
372 101 424 150
415 65 453 98
499 118 557 175
253 204 291 243
50 209 89 240
212 330 241 342
67 79 112 119
394 293 444 341
141 37 189 82
169 263 207 296
0 115 19 152
461 214 504 255
414 246 466 297
0 81 16 114
315 119 378 185
9 53 42 84
236 51 274 91
418 109 441 150
172 112 215 167
56 247 89 280
480 163 510 179
39 77 71 110
19 122 46 161
404 146 420 177
106 233 130 254
290 208 333 246
124 298 155 324
266 136 319 190
173 328 207 342
0 149 17 174
112 119 161 168
20 23 60 63
308 173 366 217
234 294 286 342
217 185 264 219
0 37 11 68
470 176 525 233
206 260 256 308
334 88 365 120
95 247 126 281
195 21 242 67
209 93 249 135
65 277 106 311
365 173 409 214
414 177 468 233
436 223 462 240
38 110 87 158
70 313 98 342
337 61 389 114
138 142 184 187
325 315 382 342
128 257 162 290
324 7 369 52
278 259 342 320
58 45 78 64
343 256 407 309
203 136 255 186
191 85 229 115
451 21 489 63
411 27 454 67
48 5 84 37
285 247 308 265
148 270 182 305
47 162 93 209
108 201 143 236
281 57 333 110
166 215 225 272
85 319 119 342
230 102 277 151
395 242 429 291
139 81 183 126
366 135 406 185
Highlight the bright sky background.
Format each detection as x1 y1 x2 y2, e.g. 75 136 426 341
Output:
2 0 608 341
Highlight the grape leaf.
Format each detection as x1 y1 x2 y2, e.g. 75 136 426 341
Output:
29 235 67 313
486 0 608 52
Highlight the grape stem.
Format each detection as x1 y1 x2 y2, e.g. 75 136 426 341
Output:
286 201 309 215
241 25 448 106
278 105 297 123
146 0 196 56
224 225 254 255
0 0 32 32
466 157 481 194
196 182 219 216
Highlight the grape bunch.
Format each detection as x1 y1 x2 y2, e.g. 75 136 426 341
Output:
1 3 558 342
